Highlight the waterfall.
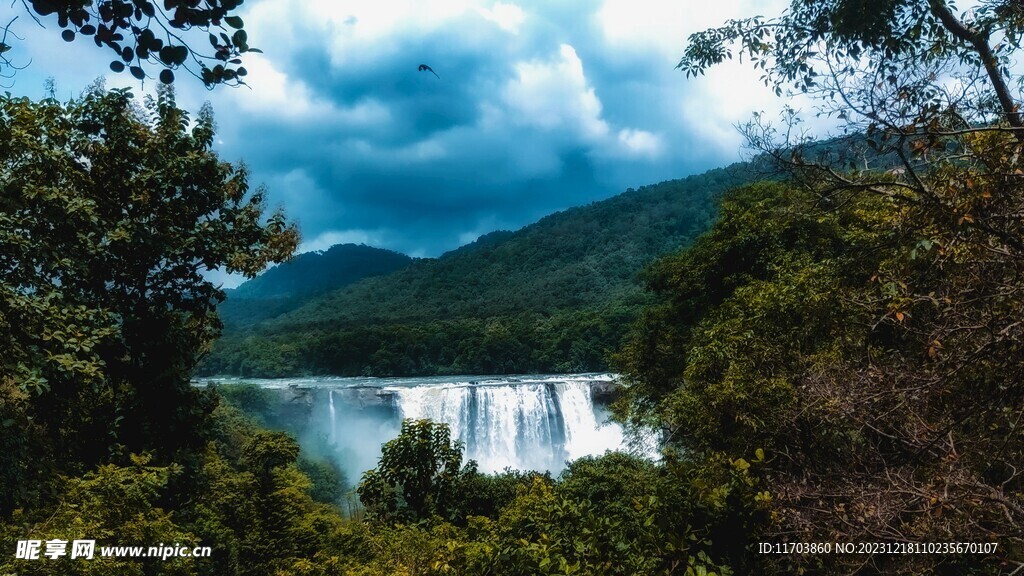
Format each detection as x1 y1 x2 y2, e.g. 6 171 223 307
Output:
392 378 618 473
198 373 648 482
328 389 336 444
554 381 624 461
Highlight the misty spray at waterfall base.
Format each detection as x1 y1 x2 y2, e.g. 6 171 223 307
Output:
209 374 645 487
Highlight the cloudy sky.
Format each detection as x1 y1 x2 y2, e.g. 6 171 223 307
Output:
7 0 797 272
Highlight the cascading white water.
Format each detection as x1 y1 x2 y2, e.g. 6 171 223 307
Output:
195 373 648 482
553 381 624 461
392 378 622 473
328 389 336 444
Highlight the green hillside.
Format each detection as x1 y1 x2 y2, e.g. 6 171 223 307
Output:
217 244 414 329
200 161 759 377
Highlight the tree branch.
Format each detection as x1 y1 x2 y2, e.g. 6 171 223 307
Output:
930 0 1024 141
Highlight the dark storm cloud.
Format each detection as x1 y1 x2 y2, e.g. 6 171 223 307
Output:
7 0 794 268
190 0 749 258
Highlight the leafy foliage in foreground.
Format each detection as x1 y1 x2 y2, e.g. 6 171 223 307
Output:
1 400 349 576
0 85 296 517
350 419 764 576
621 1 1024 572
618 178 1024 573
1 395 766 576
10 0 256 87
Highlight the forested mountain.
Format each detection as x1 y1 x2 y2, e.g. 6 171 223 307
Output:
216 244 415 329
200 161 762 377
228 243 414 300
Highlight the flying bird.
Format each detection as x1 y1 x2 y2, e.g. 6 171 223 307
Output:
418 64 440 79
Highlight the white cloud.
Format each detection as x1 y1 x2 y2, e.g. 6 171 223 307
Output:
299 229 388 253
677 59 830 158
617 128 663 158
596 0 690 57
597 0 788 57
504 44 609 140
477 2 527 33
337 136 447 166
225 56 335 120
244 0 484 70
202 267 247 289
221 55 393 126
593 0 827 158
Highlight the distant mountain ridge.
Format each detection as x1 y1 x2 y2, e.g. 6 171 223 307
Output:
217 244 414 329
200 160 761 377
267 162 758 328
228 243 414 299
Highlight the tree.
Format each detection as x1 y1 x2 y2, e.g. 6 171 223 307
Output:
5 0 257 86
680 0 1024 245
0 84 297 515
680 0 1023 132
0 454 201 576
614 1 1024 572
358 419 478 522
679 0 1024 196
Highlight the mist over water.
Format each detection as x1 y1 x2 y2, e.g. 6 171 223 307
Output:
208 373 645 483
